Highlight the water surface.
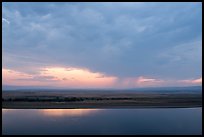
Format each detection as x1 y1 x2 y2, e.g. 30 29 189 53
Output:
2 108 202 135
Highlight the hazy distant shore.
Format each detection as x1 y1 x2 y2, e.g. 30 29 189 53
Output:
2 91 202 109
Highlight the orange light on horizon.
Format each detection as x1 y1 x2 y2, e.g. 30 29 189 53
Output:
2 68 46 86
2 67 118 88
40 67 118 88
2 67 202 88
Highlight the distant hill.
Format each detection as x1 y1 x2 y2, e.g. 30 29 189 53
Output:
126 86 202 94
2 85 202 94
2 85 56 90
129 86 202 91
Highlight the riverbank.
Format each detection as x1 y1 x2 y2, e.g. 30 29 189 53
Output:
2 91 202 109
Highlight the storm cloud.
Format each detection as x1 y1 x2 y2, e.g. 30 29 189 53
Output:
2 2 202 88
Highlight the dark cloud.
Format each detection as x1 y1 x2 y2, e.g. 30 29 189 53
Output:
2 2 202 80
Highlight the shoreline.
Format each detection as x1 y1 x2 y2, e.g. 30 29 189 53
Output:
3 91 202 109
2 102 202 109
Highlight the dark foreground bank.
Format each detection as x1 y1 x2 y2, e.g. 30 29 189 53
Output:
2 91 202 109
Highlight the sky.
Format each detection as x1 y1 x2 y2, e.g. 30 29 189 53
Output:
2 2 202 89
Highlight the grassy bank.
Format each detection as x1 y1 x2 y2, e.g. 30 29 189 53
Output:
2 91 202 109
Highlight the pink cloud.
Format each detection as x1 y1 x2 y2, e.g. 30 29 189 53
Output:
136 76 164 87
40 67 118 88
2 67 118 88
179 77 202 85
119 76 164 88
2 68 55 86
3 67 202 88
192 77 202 84
137 76 158 83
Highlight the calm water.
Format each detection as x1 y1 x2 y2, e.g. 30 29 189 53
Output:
2 108 202 135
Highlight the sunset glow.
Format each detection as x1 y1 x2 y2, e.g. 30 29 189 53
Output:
2 2 202 136
2 67 118 88
2 2 202 89
41 67 118 88
2 67 202 88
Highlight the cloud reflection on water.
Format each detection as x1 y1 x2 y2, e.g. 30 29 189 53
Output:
38 109 101 117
